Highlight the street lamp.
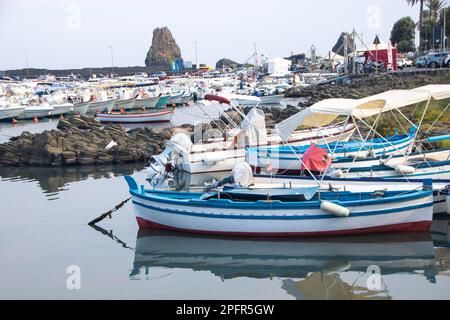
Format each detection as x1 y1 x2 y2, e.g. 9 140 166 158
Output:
22 49 29 78
193 41 198 70
108 46 114 77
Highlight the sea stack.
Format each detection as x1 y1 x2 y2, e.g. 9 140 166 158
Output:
145 27 182 69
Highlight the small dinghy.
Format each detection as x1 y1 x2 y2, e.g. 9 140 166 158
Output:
95 109 174 124
124 175 433 237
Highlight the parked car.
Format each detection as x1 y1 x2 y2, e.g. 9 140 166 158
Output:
426 52 449 68
415 56 427 68
151 71 168 80
397 58 413 69
445 55 450 67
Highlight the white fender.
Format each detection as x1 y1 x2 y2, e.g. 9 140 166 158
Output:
393 165 416 175
320 200 350 217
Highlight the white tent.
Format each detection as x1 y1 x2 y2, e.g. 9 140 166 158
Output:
268 58 292 75
357 40 390 52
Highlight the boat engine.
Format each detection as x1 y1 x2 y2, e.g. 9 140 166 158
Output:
146 132 192 180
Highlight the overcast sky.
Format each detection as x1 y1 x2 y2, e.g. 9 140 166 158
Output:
0 0 421 70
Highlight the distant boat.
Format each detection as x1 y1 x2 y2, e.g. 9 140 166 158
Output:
72 102 89 116
95 109 174 124
260 94 284 105
87 98 117 114
133 95 160 110
17 106 54 119
0 106 25 120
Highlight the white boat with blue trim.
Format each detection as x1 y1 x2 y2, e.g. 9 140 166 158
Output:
125 176 434 237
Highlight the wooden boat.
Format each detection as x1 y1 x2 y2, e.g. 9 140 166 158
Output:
114 97 136 111
247 133 415 174
87 98 117 114
125 176 433 237
260 94 284 105
72 102 89 115
133 96 160 110
147 95 356 175
95 109 174 124
155 95 171 108
251 174 450 215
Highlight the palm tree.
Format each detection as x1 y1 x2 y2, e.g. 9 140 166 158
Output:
427 0 446 22
407 0 426 53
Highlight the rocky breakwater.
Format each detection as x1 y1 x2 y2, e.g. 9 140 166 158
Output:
0 116 171 166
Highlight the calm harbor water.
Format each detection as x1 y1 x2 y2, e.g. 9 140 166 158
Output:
0 164 450 300
1 102 450 300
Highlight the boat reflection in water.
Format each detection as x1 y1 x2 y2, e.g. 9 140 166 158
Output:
0 163 145 197
130 229 442 299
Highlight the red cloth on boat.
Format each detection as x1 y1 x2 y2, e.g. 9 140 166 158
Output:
301 144 331 173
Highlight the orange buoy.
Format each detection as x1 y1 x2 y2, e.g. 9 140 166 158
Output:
34 116 38 123
12 118 18 125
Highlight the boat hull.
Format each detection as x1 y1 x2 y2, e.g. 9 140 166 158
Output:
17 106 53 119
114 98 136 111
126 180 433 237
133 96 159 110
0 107 25 120
72 102 89 115
87 99 117 114
260 95 284 105
96 110 173 124
173 124 356 174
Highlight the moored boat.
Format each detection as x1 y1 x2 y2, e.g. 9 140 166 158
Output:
125 176 434 237
95 109 174 124
0 106 25 120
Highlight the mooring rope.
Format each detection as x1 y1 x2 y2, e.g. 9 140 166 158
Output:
88 197 131 225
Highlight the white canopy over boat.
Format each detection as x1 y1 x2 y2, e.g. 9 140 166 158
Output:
275 85 450 141
275 98 385 141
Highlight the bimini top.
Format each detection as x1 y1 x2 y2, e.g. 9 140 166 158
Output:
413 84 450 101
276 98 385 141
276 85 450 141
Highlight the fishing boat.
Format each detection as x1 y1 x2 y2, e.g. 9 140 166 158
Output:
147 95 357 176
114 96 136 111
155 94 171 108
95 109 174 124
72 102 89 116
49 103 73 116
17 105 54 119
260 94 284 105
133 93 160 110
0 106 25 120
249 86 450 178
124 176 433 237
248 132 415 174
249 174 450 215
223 93 261 106
87 98 117 114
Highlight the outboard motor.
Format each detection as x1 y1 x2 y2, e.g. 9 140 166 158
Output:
146 132 192 180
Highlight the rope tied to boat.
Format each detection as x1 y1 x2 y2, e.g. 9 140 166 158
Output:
88 197 131 226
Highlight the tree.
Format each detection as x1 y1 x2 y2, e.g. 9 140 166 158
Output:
407 0 425 53
391 17 416 52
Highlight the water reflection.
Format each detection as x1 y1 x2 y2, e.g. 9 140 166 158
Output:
0 163 145 196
